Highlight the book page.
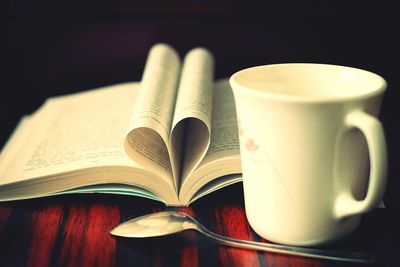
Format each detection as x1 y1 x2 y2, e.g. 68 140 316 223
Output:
179 80 241 202
125 44 180 186
0 83 171 186
170 48 215 189
203 80 240 161
171 48 214 127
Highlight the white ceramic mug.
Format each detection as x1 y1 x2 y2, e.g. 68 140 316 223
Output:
229 63 387 246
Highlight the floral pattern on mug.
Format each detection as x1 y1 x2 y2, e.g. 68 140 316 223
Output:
238 119 243 136
239 119 258 152
245 138 259 152
239 120 293 200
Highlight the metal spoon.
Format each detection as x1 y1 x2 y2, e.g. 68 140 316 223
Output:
110 211 375 264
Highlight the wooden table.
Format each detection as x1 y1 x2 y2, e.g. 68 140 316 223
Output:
0 183 398 267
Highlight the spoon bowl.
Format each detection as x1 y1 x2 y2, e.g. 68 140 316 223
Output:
110 211 375 264
110 211 197 238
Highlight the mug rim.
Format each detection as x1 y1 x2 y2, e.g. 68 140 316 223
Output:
229 63 387 103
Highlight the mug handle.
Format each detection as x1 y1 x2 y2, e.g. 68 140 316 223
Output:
334 110 387 218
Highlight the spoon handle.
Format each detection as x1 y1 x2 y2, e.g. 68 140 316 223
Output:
196 224 375 264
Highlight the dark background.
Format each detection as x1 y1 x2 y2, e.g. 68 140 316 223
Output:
1 0 399 214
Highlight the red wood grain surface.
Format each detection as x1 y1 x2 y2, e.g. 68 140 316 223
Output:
0 185 397 267
213 206 260 267
58 204 119 267
26 206 63 267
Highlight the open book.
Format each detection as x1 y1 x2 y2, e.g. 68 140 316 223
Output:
0 44 242 206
